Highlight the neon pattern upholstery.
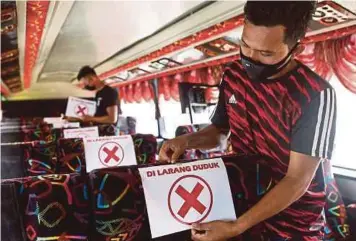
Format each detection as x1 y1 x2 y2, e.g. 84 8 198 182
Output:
22 141 58 176
89 167 150 241
132 134 157 165
323 159 351 240
19 174 89 241
57 138 86 174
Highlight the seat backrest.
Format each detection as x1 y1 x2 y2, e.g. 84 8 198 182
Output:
56 134 157 175
1 144 26 179
89 166 150 241
322 159 351 240
88 156 262 241
19 174 90 240
22 141 58 176
57 138 86 174
1 179 27 241
118 116 137 135
132 134 157 164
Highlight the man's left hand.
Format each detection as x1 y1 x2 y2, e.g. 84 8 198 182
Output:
191 221 238 241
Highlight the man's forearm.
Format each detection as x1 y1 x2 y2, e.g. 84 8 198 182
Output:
91 115 116 124
232 176 310 236
184 125 228 150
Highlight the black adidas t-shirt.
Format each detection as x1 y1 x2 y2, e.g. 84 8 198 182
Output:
95 85 119 117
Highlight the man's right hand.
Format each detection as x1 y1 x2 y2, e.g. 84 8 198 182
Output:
158 136 188 163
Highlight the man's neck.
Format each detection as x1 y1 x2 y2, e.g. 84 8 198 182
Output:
96 83 105 91
269 59 298 80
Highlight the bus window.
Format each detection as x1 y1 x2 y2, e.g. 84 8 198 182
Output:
120 100 158 136
330 75 356 170
159 97 214 139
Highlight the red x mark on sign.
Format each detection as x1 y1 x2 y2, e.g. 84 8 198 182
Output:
98 142 124 167
168 175 213 225
175 182 206 218
76 105 87 116
103 146 120 163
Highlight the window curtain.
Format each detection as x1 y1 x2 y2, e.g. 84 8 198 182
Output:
118 33 356 103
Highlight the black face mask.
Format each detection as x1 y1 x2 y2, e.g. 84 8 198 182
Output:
84 85 96 91
240 44 297 81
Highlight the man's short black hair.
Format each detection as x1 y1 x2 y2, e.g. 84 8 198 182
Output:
77 66 97 80
244 1 316 45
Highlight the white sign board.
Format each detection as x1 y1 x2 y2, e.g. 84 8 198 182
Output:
63 126 99 139
65 96 96 118
84 135 137 172
139 158 236 238
52 122 80 129
43 117 63 124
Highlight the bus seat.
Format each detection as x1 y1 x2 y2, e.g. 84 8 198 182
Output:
133 134 157 164
1 144 27 179
1 179 27 241
23 141 58 176
89 166 150 241
323 159 351 240
97 124 118 136
87 155 269 240
57 138 86 174
118 116 137 135
346 204 356 238
19 174 89 240
55 134 156 175
23 122 60 143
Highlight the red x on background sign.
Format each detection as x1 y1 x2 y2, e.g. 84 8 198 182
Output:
168 175 213 225
75 104 88 116
98 141 124 167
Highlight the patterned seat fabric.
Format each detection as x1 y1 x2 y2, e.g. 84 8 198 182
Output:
323 159 351 240
22 141 58 176
98 124 118 136
23 123 60 143
57 138 86 174
88 155 266 241
89 166 150 241
132 134 157 164
19 174 90 241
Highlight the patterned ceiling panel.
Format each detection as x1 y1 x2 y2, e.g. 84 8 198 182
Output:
1 1 22 94
38 1 204 83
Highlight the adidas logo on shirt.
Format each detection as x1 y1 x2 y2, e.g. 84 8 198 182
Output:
229 94 237 104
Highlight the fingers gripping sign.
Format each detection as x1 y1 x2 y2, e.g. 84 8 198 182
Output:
191 221 238 241
159 137 187 163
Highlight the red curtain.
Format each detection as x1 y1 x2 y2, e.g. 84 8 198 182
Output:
324 34 356 93
297 34 356 93
170 73 184 101
118 86 126 103
133 82 143 103
126 84 134 103
158 76 172 101
142 81 153 102
120 33 356 103
155 66 224 102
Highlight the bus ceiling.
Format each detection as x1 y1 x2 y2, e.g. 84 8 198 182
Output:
1 0 355 100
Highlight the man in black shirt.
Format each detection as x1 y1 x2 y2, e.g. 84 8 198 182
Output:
76 66 120 125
